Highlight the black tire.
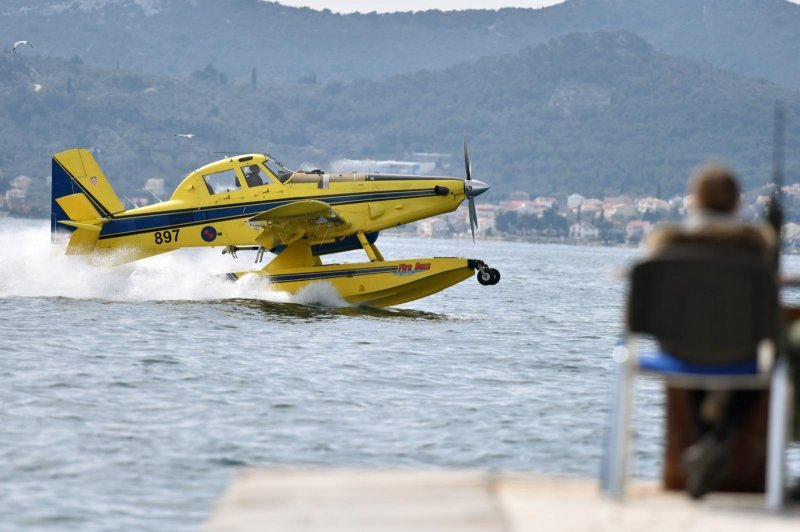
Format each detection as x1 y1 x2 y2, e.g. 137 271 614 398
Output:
477 269 493 286
488 268 501 285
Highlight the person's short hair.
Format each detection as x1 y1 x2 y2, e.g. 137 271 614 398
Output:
690 164 740 214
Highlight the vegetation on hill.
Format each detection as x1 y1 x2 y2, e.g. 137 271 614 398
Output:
1 31 799 212
1 0 800 89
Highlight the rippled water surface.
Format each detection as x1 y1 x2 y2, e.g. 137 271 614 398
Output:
2 218 798 531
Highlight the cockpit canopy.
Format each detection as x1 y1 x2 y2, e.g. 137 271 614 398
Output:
172 154 295 200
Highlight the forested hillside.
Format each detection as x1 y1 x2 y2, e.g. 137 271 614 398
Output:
1 0 800 88
2 31 798 206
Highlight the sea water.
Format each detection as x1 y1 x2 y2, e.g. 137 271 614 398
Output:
1 218 797 531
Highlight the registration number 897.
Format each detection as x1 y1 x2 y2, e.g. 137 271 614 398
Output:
154 229 180 245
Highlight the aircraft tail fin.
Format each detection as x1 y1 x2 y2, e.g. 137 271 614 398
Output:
51 149 124 253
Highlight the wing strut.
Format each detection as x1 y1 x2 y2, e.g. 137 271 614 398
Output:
357 231 384 262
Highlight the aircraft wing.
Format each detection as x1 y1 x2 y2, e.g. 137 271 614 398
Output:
247 199 350 249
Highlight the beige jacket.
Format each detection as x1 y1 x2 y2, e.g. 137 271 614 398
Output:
646 212 776 258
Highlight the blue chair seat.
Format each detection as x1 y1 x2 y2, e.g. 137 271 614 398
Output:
639 352 759 376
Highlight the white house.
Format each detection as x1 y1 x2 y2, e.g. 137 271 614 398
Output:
417 217 450 238
636 196 670 214
569 221 599 241
567 193 585 210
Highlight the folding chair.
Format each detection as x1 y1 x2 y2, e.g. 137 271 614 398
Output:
600 244 792 511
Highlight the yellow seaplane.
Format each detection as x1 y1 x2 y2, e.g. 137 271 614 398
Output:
50 146 500 307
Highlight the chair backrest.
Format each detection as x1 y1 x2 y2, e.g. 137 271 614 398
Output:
628 244 777 365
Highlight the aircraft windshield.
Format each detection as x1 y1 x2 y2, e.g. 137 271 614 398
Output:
264 157 293 183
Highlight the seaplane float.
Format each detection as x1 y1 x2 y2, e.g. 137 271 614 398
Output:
50 146 500 307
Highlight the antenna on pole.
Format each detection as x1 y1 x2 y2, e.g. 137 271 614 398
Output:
768 101 786 270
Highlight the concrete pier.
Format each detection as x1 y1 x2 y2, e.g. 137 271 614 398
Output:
205 469 798 531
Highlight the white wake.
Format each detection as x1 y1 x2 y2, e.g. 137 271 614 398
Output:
0 218 348 306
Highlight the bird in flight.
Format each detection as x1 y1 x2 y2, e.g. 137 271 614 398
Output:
13 40 32 51
174 133 195 139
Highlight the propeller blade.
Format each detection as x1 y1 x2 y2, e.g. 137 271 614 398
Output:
470 197 479 230
463 140 472 182
469 198 478 243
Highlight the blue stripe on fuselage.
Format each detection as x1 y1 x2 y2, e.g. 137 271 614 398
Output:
265 265 399 284
97 188 439 239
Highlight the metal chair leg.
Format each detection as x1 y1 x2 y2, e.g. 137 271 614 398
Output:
766 357 789 512
603 344 633 499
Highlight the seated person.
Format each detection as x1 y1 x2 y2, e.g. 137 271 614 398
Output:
244 165 264 187
646 164 776 499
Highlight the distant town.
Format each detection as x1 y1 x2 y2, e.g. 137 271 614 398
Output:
4 171 800 250
390 187 800 251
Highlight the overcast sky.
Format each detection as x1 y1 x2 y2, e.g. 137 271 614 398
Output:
276 1 565 13
276 0 799 13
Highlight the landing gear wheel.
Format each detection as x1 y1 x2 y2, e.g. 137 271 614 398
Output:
477 268 500 286
477 269 494 286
